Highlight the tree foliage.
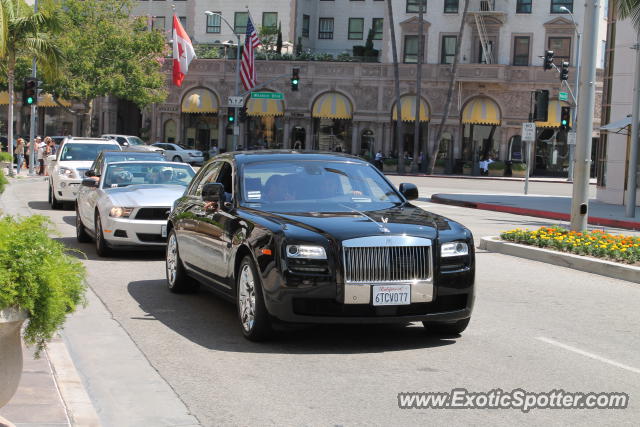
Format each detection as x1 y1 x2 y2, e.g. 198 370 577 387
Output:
618 0 640 32
44 0 167 111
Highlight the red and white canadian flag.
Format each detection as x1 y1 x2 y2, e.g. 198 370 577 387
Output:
172 15 196 87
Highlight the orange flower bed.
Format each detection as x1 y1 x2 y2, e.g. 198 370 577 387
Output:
501 226 640 265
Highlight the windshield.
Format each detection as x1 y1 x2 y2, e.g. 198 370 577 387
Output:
127 137 146 146
240 160 403 213
104 152 164 163
59 144 119 161
103 163 195 188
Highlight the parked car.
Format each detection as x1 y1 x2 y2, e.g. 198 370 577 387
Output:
151 143 204 165
48 137 121 209
76 161 195 256
166 151 475 341
85 150 167 179
101 134 164 155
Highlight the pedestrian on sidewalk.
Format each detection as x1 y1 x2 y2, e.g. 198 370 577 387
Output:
14 138 25 174
43 137 55 176
35 136 45 175
24 139 31 170
374 150 383 171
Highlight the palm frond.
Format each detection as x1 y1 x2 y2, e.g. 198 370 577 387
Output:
618 0 640 33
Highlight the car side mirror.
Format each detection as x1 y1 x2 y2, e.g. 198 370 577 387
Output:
85 170 95 177
81 178 98 188
202 182 225 203
399 183 418 201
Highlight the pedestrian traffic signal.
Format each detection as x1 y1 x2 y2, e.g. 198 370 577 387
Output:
560 61 569 81
560 106 571 129
543 50 554 71
291 67 299 91
22 78 38 106
533 89 549 122
238 107 247 122
227 107 235 123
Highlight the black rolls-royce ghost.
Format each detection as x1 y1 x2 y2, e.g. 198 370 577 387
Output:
166 151 474 341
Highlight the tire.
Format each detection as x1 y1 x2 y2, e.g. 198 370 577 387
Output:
172 155 182 163
165 229 197 293
237 256 272 341
94 213 111 257
49 184 62 210
422 318 470 336
75 205 91 243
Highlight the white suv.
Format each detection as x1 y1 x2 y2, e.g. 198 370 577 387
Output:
48 137 121 209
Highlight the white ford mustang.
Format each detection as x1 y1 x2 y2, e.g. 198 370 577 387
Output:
75 161 195 256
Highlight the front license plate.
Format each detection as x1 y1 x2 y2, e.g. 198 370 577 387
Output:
161 225 167 238
372 284 411 306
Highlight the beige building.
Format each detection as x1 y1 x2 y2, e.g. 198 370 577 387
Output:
598 6 640 206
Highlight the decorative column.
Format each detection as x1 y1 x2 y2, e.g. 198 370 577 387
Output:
375 122 384 152
383 122 392 156
351 121 360 154
283 117 291 149
217 115 226 152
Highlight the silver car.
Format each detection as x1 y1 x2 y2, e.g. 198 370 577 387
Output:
152 143 204 166
75 161 195 257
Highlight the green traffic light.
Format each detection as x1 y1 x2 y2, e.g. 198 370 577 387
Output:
27 97 34 104
228 116 234 122
561 120 567 126
292 79 298 85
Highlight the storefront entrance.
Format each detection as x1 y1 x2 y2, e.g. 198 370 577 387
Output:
180 88 219 154
311 92 353 152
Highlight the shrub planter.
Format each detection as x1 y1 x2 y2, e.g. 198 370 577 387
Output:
433 166 445 174
463 166 472 176
511 169 526 178
488 169 504 177
0 307 28 408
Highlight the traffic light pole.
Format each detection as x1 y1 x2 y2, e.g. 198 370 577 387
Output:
570 0 601 231
233 32 241 151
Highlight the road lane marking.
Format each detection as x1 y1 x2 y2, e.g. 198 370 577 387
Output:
537 336 640 375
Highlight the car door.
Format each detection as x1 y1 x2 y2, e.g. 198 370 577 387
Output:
173 161 222 272
191 161 237 291
78 162 104 233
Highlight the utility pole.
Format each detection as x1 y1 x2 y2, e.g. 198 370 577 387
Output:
626 38 640 217
412 0 424 172
570 0 601 231
28 0 39 176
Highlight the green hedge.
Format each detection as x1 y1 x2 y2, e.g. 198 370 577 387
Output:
511 162 527 171
0 152 12 163
0 216 87 356
488 160 505 170
0 169 7 194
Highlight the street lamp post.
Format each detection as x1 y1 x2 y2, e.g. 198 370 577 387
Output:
560 6 580 182
205 11 241 151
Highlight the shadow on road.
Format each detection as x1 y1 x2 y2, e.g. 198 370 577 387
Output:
127 279 458 355
62 216 75 227
54 236 165 262
28 200 54 211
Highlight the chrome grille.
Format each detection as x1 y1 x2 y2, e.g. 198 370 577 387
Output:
342 236 432 284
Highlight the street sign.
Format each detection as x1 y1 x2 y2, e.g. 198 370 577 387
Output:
227 96 244 107
522 122 536 142
559 92 568 102
567 130 577 146
251 92 284 100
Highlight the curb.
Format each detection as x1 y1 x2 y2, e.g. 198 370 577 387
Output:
432 194 640 231
384 172 595 185
479 236 640 284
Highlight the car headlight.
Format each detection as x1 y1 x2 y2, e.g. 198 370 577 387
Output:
286 245 327 259
58 167 76 178
109 207 134 218
441 242 469 257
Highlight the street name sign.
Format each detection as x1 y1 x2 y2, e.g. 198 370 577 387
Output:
227 96 244 107
559 92 568 102
251 92 284 100
522 122 536 142
567 130 577 146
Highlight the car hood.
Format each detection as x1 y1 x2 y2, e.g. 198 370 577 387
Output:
247 204 461 242
105 184 185 207
56 160 94 170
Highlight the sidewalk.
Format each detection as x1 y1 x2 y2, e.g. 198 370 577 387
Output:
431 193 640 231
385 172 597 185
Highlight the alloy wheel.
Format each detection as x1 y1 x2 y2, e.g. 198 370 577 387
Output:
166 233 178 286
238 264 256 332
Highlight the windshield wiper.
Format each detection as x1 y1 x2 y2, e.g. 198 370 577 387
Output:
339 204 390 233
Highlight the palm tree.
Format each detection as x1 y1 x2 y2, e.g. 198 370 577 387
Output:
426 0 470 174
618 0 640 30
0 0 63 176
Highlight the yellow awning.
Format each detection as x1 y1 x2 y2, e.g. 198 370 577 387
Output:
462 97 501 125
536 100 572 128
392 95 429 122
246 97 284 117
0 91 15 105
38 93 72 108
181 88 218 114
312 92 352 119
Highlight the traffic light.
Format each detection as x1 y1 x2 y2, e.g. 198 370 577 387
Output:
22 78 37 106
533 89 549 122
560 61 569 81
543 50 554 71
227 107 235 123
238 107 247 122
291 67 299 91
560 106 571 129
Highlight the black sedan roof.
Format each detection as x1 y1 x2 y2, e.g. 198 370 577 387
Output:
216 150 364 165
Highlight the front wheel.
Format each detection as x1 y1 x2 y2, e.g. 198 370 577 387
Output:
49 184 62 210
172 155 182 162
237 256 272 341
94 213 111 257
166 229 197 293
422 318 470 336
75 205 91 243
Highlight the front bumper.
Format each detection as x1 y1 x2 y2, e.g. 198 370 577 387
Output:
186 156 204 165
54 179 82 201
102 216 167 247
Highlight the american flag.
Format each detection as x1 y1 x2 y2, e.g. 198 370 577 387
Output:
240 16 261 91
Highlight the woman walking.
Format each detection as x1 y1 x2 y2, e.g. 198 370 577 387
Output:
14 138 25 174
